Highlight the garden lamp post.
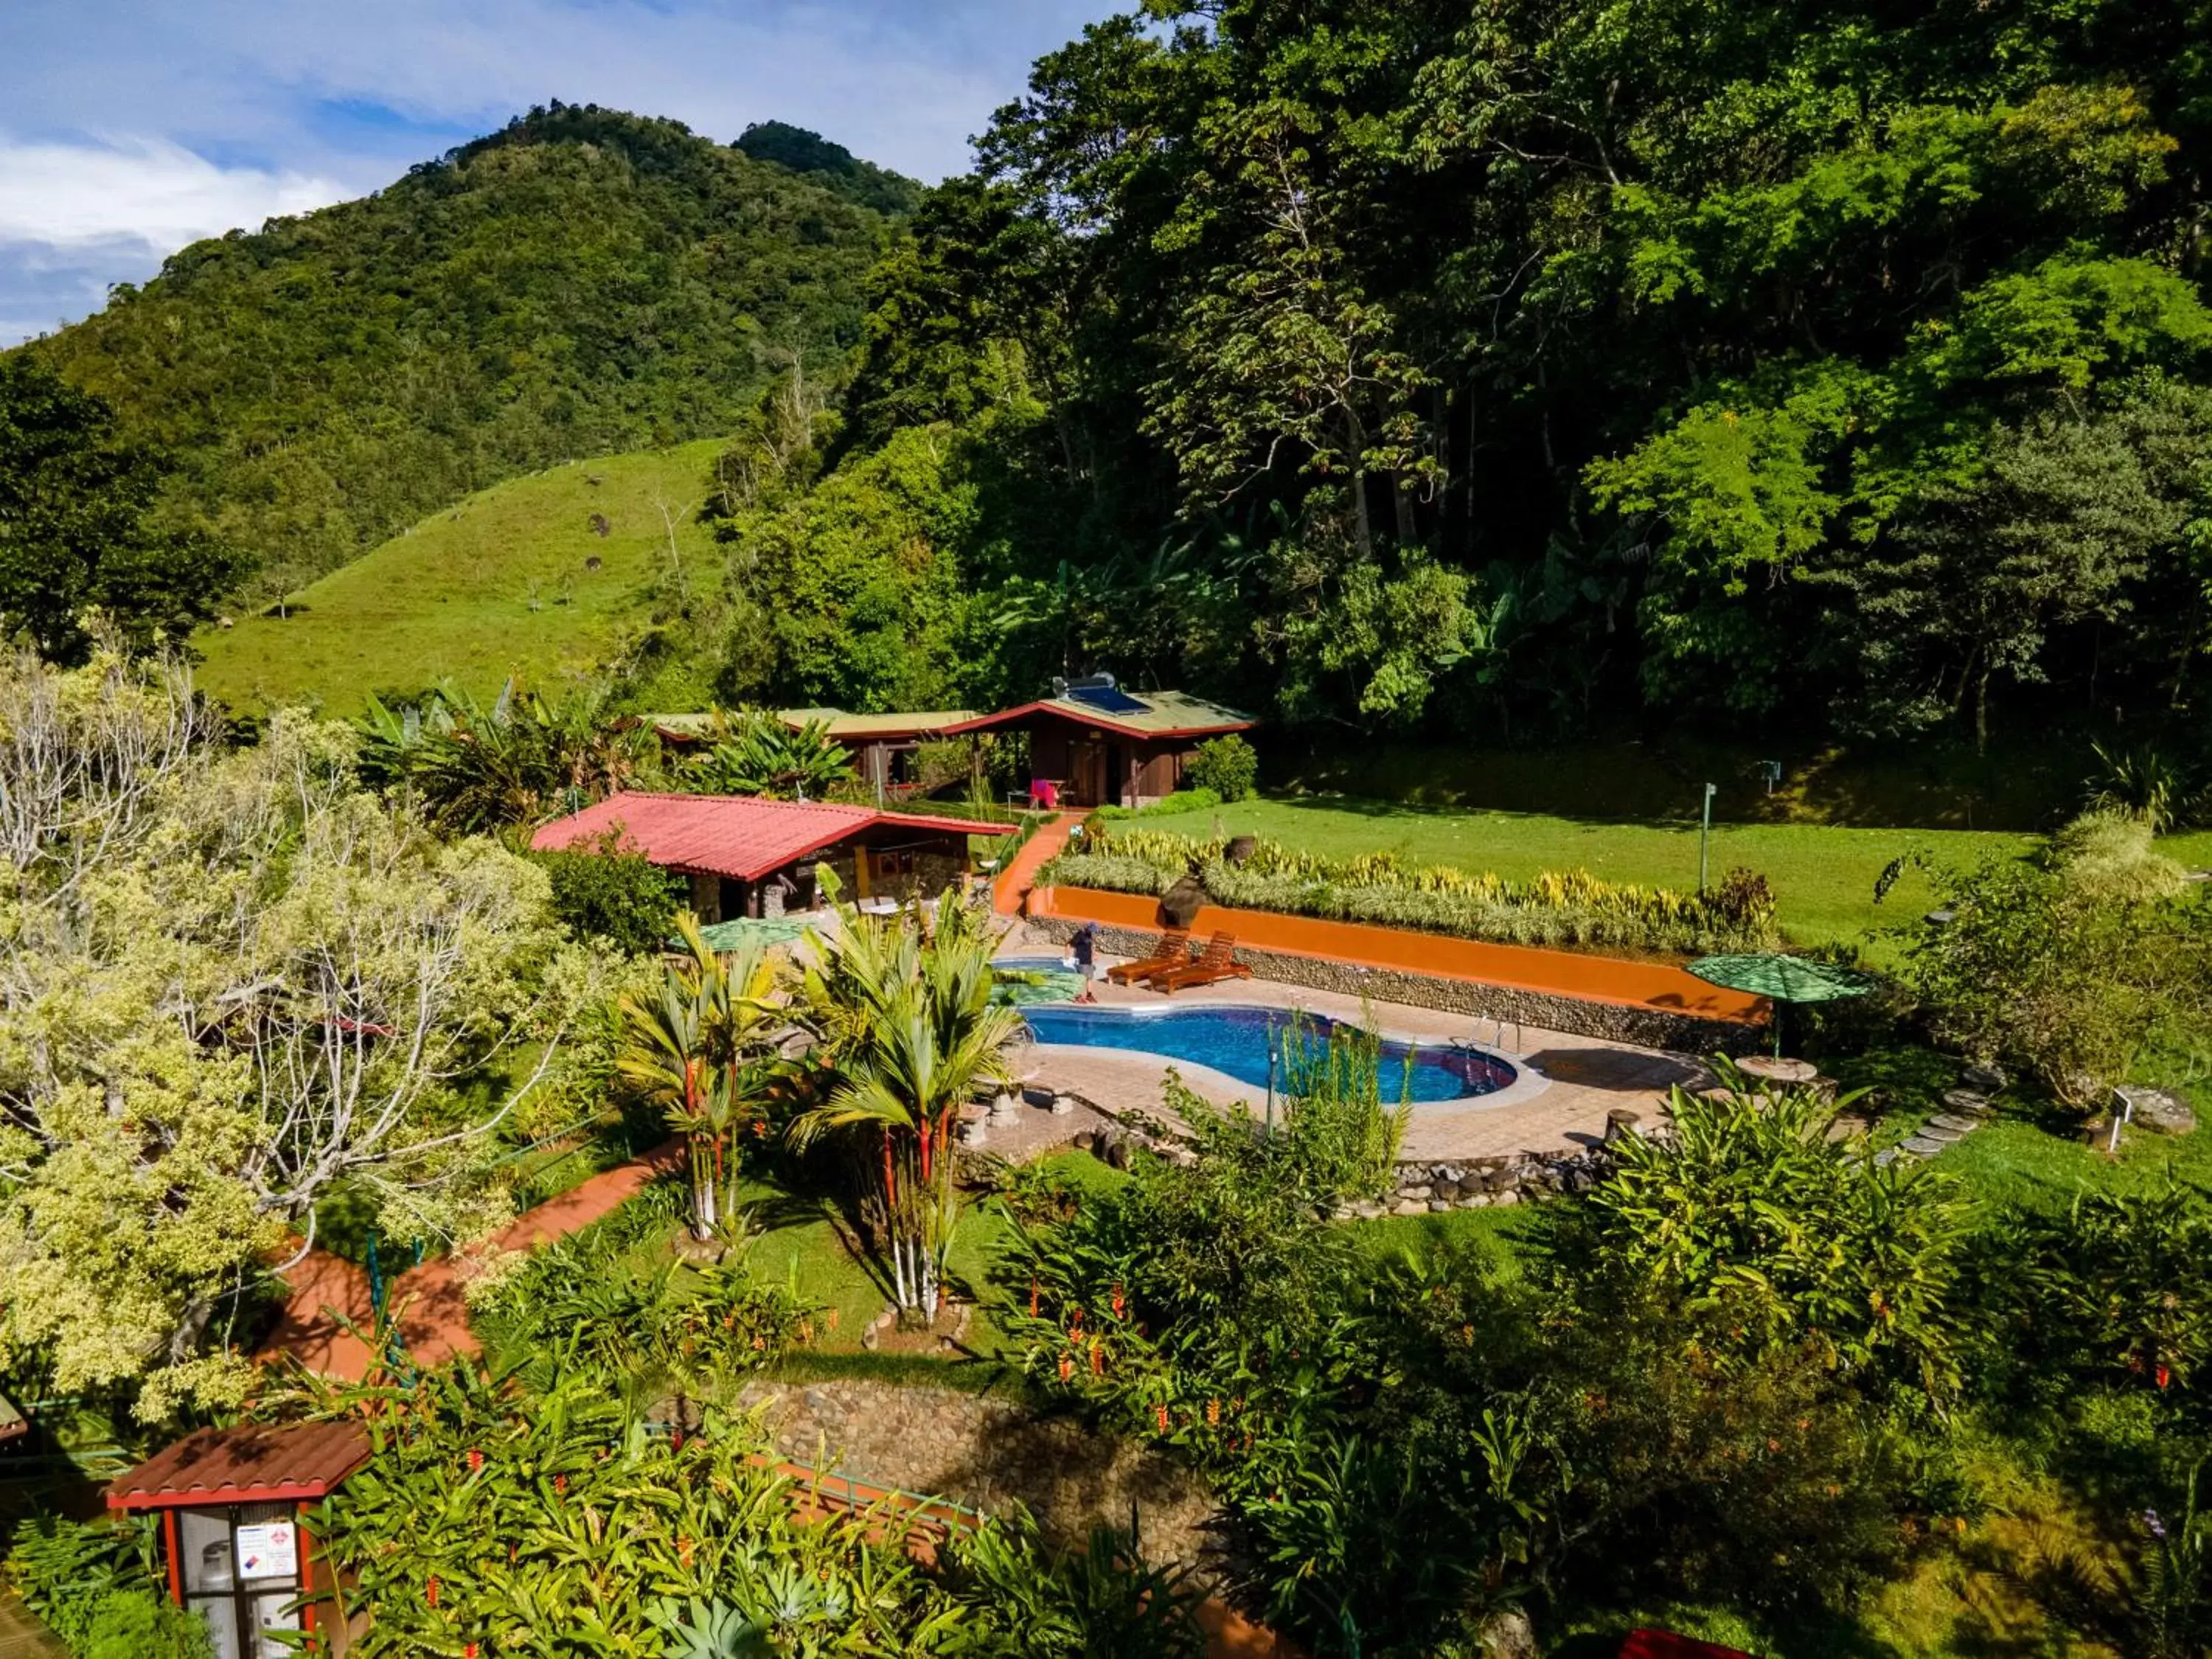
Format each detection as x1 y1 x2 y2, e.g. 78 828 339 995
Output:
1698 782 1717 892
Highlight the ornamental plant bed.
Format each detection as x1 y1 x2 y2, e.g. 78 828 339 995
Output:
1043 825 1780 960
862 1297 975 1354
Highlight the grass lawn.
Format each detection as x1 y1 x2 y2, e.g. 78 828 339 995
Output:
1134 794 2045 953
738 1152 1130 1363
193 439 723 716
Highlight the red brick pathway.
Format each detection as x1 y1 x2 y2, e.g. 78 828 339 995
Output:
261 1141 686 1382
993 811 1083 914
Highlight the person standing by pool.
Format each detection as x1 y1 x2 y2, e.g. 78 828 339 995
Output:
1071 922 1100 1003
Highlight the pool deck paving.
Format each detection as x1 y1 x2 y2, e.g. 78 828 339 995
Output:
995 931 1709 1164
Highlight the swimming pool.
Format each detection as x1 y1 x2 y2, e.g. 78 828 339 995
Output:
1017 1003 1515 1103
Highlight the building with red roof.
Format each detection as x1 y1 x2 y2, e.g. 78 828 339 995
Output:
942 678 1253 809
531 791 984 919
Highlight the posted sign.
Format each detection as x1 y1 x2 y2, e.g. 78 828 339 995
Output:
234 1522 297 1581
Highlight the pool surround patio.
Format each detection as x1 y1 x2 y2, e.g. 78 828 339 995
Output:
996 931 1709 1166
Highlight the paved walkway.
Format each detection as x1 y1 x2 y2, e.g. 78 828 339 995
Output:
998 931 1708 1163
0 1601 64 1659
992 811 1083 914
262 1141 685 1380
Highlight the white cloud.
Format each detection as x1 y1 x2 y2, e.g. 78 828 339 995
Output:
0 136 347 250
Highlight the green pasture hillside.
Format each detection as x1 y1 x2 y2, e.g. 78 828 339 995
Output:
18 105 907 598
192 440 720 716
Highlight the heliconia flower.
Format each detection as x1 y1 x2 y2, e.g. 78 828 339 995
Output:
1155 1404 1169 1433
554 1473 568 1495
465 1645 479 1659
2158 1364 2173 1389
465 1448 484 1473
1206 1398 1220 1427
1057 1354 1074 1382
425 1576 439 1609
1029 1279 1039 1318
1089 1340 1103 1375
1110 1284 1126 1319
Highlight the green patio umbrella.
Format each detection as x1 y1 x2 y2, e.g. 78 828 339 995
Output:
1688 953 1879 1057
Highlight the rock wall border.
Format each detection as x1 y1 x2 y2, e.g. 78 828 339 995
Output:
1024 914 1759 1055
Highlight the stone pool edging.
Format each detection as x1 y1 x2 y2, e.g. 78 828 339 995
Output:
1023 908 1761 1055
1037 1085 1660 1221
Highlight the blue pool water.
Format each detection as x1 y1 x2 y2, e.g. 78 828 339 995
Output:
1018 1002 1514 1103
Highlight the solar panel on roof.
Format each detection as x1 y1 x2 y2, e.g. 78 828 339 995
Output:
1067 684 1149 716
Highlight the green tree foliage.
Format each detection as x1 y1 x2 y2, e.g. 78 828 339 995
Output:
532 831 686 956
734 119 925 215
3 1514 210 1659
0 653 605 1416
289 1363 1198 1658
997 1061 1934 1650
1885 812 2212 1103
1183 734 1258 802
740 1 2212 745
682 712 857 800
1536 1071 1969 1404
0 356 245 662
354 684 655 831
18 104 908 599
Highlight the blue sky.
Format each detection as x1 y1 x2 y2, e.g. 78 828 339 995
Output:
0 0 1110 345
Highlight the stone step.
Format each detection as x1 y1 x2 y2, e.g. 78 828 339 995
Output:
1927 1113 1983 1135
1916 1121 1966 1143
1941 1088 1993 1115
1901 1135 1949 1157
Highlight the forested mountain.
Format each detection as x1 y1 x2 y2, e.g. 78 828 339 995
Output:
16 105 915 598
678 0 2212 754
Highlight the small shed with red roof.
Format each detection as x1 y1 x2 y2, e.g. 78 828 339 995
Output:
108 1420 372 1658
944 681 1253 810
531 791 984 919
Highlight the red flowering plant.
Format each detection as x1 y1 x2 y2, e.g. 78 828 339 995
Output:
270 1357 1197 1656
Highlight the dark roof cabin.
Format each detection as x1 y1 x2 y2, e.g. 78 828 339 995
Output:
944 680 1253 810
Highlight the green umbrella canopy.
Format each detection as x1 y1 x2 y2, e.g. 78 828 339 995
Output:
1688 953 1879 1004
1689 953 1879 1057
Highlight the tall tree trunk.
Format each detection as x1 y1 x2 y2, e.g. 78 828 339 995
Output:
1344 406 1373 558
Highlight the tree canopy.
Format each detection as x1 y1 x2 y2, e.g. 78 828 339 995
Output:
673 0 2212 747
13 104 913 600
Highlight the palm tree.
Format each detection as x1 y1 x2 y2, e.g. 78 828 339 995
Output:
618 916 787 1238
790 892 1023 1318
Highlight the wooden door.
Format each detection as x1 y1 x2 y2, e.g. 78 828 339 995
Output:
1071 740 1107 807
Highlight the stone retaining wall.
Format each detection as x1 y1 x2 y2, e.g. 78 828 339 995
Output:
1026 915 1758 1054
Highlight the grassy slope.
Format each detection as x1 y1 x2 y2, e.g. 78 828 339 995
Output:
192 439 723 716
1133 794 2040 952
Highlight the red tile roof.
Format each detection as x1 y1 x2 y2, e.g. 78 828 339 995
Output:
529 793 986 883
1619 1632 1756 1659
108 1422 372 1511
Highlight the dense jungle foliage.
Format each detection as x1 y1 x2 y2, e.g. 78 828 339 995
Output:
644 0 2212 754
13 105 914 599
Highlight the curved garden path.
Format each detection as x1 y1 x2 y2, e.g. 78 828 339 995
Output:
260 1141 686 1381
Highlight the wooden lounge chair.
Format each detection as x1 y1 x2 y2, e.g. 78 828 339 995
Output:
1145 931 1253 993
1106 928 1192 986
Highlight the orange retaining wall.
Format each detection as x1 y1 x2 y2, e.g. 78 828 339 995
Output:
1030 885 1765 1025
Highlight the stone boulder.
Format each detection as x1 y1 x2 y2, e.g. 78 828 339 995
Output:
2120 1086 2197 1136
